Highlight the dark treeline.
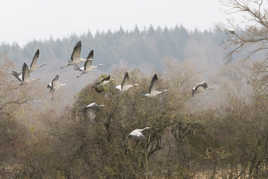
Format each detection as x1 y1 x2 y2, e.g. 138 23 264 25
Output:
0 26 226 70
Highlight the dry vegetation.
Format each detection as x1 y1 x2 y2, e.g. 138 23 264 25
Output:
0 1 268 178
0 52 268 178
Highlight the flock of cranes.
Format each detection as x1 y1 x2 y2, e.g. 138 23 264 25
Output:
11 40 208 140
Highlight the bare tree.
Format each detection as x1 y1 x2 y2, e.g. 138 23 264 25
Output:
225 0 268 65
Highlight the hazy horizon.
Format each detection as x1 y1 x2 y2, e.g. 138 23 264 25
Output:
0 0 226 46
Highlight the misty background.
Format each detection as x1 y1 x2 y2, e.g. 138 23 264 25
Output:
0 0 240 109
0 0 225 45
0 27 230 104
2 0 268 178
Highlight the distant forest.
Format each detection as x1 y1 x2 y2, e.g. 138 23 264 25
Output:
0 26 227 70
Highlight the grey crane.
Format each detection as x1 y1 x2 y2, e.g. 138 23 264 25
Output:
144 74 168 97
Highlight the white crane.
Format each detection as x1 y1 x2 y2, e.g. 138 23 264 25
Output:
128 127 151 139
84 102 104 121
192 81 208 96
115 72 138 92
85 102 104 109
144 74 168 97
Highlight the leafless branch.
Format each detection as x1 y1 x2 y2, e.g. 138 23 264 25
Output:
225 0 268 63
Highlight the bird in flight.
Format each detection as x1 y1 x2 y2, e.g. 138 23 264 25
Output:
12 63 33 85
84 102 104 121
144 74 168 97
12 49 44 83
61 41 87 69
192 81 208 96
74 50 103 77
85 102 105 110
29 49 46 72
128 127 151 139
47 74 66 99
115 72 138 92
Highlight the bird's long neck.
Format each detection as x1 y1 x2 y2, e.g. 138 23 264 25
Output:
121 75 129 90
141 127 149 131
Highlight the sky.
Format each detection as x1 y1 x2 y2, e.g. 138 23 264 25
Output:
0 0 226 46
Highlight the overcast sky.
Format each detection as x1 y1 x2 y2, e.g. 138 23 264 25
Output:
0 0 226 45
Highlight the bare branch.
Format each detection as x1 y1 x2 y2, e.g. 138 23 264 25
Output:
225 0 268 63
225 43 244 63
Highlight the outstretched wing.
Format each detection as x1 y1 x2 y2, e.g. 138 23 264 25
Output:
148 74 158 93
192 82 207 96
195 82 206 91
87 50 94 60
22 63 30 81
51 74 60 88
71 41 82 63
84 58 93 71
121 72 129 90
30 49 40 71
12 71 22 82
